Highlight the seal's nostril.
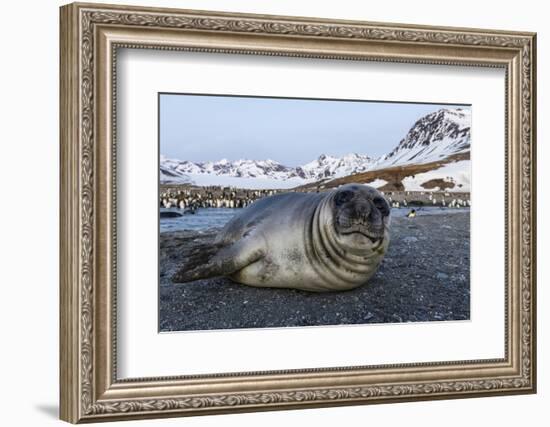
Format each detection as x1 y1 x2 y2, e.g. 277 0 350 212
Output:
368 206 382 223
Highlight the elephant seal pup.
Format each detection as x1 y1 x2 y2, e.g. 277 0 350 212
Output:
172 184 391 292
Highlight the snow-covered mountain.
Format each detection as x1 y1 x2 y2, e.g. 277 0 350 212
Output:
159 153 374 187
162 157 293 179
372 108 470 169
160 107 471 190
300 153 374 181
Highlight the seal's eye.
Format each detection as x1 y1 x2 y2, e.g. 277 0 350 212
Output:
373 196 389 215
334 190 354 206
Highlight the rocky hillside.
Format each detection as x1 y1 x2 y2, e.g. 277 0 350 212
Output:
373 108 470 168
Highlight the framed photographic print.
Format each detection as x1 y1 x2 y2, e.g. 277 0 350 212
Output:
60 2 537 423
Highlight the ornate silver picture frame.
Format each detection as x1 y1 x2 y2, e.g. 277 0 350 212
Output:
60 2 536 423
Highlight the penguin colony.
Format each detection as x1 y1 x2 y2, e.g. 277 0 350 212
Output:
160 186 471 210
160 187 282 210
385 190 470 209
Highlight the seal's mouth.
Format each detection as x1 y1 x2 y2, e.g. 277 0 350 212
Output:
340 227 383 243
337 219 385 243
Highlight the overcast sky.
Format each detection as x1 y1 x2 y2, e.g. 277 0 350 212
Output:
160 93 469 166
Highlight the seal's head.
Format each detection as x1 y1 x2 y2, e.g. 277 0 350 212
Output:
331 184 391 249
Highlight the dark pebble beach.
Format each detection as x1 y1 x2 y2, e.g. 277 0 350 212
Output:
159 211 470 332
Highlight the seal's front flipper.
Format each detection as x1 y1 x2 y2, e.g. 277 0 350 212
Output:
171 238 265 283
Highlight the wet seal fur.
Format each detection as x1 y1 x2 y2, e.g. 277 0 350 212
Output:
172 184 391 292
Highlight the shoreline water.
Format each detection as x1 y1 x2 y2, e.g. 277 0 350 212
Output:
159 205 470 233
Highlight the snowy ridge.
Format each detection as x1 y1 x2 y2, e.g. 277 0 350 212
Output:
159 159 193 184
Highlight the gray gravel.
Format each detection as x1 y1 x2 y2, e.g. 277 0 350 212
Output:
159 211 470 331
